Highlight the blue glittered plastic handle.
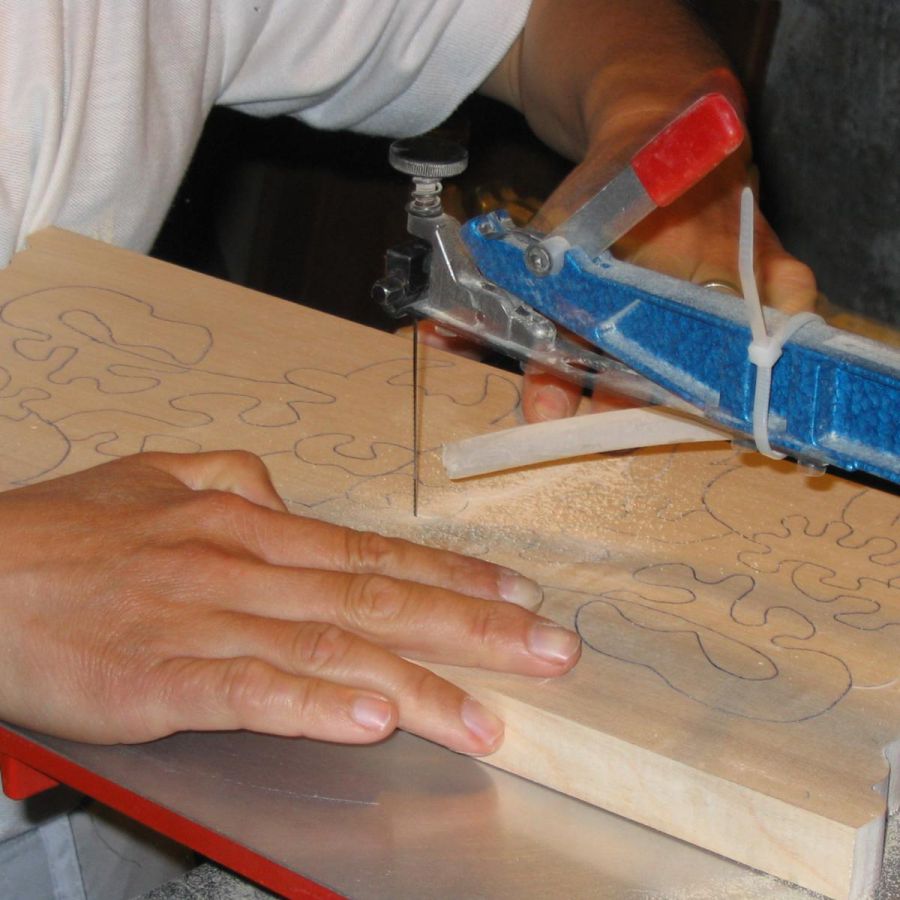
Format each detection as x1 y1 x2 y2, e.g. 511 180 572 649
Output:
463 211 900 486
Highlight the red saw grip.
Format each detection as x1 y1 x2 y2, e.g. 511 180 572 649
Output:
631 93 745 207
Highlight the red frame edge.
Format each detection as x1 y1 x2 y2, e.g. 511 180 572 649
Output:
0 725 341 899
0 753 60 799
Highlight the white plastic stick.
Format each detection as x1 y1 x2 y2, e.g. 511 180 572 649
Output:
739 186 820 459
442 407 728 479
739 187 767 345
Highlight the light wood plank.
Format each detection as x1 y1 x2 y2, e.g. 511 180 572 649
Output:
2 229 898 898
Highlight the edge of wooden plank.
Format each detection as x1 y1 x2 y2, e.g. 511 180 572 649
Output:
470 689 886 900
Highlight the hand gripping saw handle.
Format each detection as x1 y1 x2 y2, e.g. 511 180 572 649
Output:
374 94 900 487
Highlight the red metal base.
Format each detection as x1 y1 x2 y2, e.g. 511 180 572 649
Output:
0 753 60 800
0 726 340 899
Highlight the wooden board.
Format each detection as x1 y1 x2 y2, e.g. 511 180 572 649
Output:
1 229 898 899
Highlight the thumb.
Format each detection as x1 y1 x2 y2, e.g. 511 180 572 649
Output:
139 450 288 512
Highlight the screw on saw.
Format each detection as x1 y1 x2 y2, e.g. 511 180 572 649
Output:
525 244 553 276
389 136 468 217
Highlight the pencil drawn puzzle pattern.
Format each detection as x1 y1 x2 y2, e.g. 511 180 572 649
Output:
1 272 899 734
560 462 900 722
0 284 518 511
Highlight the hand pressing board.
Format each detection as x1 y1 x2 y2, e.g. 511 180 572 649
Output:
1 228 899 899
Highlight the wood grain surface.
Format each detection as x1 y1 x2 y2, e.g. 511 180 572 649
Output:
2 229 898 898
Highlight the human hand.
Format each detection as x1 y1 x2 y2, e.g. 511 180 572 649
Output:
520 105 819 423
406 100 818 423
478 0 821 424
0 452 579 754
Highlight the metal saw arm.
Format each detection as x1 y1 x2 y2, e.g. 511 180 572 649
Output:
372 97 900 487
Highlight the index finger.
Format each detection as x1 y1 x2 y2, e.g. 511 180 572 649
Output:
522 367 582 423
303 520 544 610
199 498 546 611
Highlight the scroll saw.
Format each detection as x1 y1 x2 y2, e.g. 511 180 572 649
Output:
372 94 900 489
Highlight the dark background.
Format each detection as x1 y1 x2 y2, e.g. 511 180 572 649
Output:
150 0 899 330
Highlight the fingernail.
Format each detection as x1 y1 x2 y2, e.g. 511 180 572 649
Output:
460 697 504 750
351 695 393 731
532 385 572 421
527 621 581 663
498 569 543 610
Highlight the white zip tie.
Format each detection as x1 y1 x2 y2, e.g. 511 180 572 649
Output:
738 187 820 458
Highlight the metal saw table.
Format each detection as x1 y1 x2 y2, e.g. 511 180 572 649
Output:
4 719 883 900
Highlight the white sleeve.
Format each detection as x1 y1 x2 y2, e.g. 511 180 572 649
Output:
0 0 531 264
0 2 224 264
218 0 533 137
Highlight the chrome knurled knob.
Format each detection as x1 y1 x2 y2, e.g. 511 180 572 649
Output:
389 137 468 218
388 137 468 179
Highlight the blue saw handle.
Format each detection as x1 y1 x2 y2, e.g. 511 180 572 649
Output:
463 211 900 487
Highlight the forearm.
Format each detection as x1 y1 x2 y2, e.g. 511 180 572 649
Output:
482 0 740 163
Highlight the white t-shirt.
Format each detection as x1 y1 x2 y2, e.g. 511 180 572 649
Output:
0 0 531 266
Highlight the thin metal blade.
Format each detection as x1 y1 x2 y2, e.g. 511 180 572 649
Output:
412 319 419 517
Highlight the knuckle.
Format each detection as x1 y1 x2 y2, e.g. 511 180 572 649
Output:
187 488 255 526
222 449 268 477
175 489 267 548
145 540 249 597
83 650 137 711
342 574 412 629
218 657 324 736
220 657 276 715
779 256 816 284
342 528 398 573
163 538 228 569
778 259 817 296
394 663 466 726
130 450 166 469
289 623 356 672
467 600 510 650
766 257 819 312
290 677 331 734
111 656 195 739
401 663 448 707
